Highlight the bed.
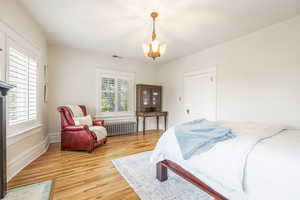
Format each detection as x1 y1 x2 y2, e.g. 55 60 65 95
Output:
151 121 300 200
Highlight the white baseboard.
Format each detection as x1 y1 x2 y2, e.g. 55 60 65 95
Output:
7 136 49 181
7 124 44 146
49 132 60 143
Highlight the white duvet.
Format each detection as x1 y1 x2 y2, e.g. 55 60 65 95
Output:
150 121 300 200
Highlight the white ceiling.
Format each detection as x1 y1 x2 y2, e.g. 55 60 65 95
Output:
19 0 300 63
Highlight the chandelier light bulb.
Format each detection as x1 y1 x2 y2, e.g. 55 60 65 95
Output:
160 44 166 55
143 44 150 54
151 40 159 52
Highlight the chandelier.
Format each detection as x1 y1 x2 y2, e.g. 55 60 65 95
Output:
143 12 166 60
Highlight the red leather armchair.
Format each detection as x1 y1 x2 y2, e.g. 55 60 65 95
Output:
57 105 107 152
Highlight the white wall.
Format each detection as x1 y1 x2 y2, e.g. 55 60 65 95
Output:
157 15 300 128
48 45 159 137
0 0 48 180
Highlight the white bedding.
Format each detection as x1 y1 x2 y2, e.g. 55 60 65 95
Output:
150 121 300 200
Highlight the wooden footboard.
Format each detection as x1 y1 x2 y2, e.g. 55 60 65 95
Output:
156 160 229 200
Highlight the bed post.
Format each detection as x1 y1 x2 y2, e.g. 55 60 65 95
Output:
156 161 168 181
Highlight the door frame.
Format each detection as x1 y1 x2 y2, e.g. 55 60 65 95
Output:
183 67 217 121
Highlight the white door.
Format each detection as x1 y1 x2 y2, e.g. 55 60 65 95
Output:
0 31 4 81
184 69 216 121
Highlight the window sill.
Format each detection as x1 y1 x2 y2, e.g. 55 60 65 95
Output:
7 123 44 146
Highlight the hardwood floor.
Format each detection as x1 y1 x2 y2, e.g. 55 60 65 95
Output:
8 130 163 200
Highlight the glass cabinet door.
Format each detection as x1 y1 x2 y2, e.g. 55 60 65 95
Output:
142 89 150 106
151 88 160 106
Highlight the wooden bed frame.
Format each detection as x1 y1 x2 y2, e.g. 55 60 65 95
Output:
156 160 229 200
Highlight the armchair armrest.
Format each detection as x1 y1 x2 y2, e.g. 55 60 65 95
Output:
63 125 89 131
93 120 104 126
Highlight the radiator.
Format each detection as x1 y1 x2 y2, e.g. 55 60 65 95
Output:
104 121 136 136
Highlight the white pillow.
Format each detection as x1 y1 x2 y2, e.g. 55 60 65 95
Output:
73 115 93 126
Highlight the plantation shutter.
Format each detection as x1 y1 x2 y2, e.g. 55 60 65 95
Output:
117 79 129 112
28 58 38 120
7 47 38 125
101 77 115 112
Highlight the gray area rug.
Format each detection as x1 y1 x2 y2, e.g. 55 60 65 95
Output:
112 151 212 200
4 180 52 200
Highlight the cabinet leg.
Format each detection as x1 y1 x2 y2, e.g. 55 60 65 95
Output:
164 115 167 131
143 117 145 135
136 116 139 134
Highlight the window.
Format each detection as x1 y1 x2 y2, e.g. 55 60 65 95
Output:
7 46 38 125
97 69 134 116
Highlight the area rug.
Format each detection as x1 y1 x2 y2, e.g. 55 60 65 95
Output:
112 151 212 200
4 180 53 200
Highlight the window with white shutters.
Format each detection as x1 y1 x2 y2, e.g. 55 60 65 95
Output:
97 69 134 115
101 77 115 112
7 47 38 125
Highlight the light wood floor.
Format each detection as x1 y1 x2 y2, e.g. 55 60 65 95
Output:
8 130 163 200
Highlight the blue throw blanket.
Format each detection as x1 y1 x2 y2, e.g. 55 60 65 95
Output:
174 119 235 160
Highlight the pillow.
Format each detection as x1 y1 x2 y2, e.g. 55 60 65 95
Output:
73 115 93 126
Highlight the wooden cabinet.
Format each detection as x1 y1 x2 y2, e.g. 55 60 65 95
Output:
136 84 167 134
136 84 162 112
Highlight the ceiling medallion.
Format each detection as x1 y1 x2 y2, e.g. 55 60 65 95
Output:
143 12 166 60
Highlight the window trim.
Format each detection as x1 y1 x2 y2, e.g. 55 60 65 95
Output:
5 37 41 136
96 69 135 118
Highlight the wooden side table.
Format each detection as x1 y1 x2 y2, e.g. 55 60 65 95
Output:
136 111 168 135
